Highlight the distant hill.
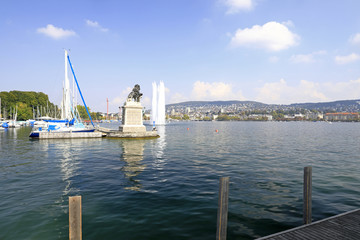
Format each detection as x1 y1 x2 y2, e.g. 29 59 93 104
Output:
167 100 267 108
167 99 360 112
289 100 360 111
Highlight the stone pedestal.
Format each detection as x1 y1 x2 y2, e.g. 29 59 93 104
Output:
119 100 146 133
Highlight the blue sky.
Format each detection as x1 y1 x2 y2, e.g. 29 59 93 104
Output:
1 0 360 112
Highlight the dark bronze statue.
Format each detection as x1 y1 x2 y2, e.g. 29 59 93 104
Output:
127 84 143 102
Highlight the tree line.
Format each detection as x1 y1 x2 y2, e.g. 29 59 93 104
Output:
0 91 57 120
0 91 103 121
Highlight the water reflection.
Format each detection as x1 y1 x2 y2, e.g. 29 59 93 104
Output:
38 139 82 196
152 125 166 161
59 141 77 196
120 140 146 191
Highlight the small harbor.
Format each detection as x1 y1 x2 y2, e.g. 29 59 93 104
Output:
26 51 159 140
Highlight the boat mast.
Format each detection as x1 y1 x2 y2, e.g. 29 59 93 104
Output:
67 54 94 127
62 50 72 121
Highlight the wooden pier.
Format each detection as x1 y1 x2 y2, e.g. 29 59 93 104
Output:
215 167 360 240
257 208 360 239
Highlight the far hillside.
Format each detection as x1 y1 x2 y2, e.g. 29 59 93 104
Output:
167 99 360 112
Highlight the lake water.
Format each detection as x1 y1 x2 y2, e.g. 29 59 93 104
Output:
1 121 360 239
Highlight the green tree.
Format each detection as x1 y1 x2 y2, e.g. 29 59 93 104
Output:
76 105 91 119
17 102 32 120
0 91 57 120
217 114 230 121
182 114 190 120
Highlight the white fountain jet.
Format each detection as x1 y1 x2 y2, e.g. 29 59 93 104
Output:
151 81 166 125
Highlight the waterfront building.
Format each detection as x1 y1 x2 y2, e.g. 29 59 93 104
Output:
324 112 359 121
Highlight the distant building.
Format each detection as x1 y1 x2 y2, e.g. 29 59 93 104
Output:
306 112 323 120
144 113 151 120
265 115 273 121
324 112 359 121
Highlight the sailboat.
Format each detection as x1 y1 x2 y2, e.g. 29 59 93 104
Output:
0 97 3 129
29 50 95 138
7 106 21 128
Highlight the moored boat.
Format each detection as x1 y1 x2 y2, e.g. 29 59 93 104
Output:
29 50 95 138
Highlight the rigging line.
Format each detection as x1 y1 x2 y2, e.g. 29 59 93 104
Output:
67 55 94 127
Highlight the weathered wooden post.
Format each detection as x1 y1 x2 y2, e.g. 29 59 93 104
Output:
216 177 229 240
303 166 312 225
69 196 82 240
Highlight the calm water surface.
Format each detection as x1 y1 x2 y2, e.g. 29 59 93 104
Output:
0 122 360 239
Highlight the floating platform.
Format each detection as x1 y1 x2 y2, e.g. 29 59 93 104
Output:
30 131 105 139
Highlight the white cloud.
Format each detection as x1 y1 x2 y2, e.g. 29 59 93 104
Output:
111 87 132 106
335 53 360 64
281 20 294 28
290 54 314 63
323 78 360 100
86 19 109 32
256 77 360 104
255 79 327 104
170 93 189 104
223 0 254 14
290 50 326 63
37 24 76 40
230 21 299 51
349 33 360 45
142 96 151 108
269 56 279 63
202 18 212 24
191 81 245 101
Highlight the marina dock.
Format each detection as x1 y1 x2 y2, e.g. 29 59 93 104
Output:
33 131 105 139
257 208 360 239
30 127 158 139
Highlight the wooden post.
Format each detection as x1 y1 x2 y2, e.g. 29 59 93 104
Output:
216 177 229 240
303 166 312 225
69 196 82 240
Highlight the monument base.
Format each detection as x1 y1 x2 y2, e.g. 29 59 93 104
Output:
119 125 146 133
114 86 159 139
106 130 159 139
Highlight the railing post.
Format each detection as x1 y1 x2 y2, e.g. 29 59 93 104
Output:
216 177 229 240
303 166 312 224
69 196 82 240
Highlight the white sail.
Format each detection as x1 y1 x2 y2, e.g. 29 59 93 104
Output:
61 50 73 120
